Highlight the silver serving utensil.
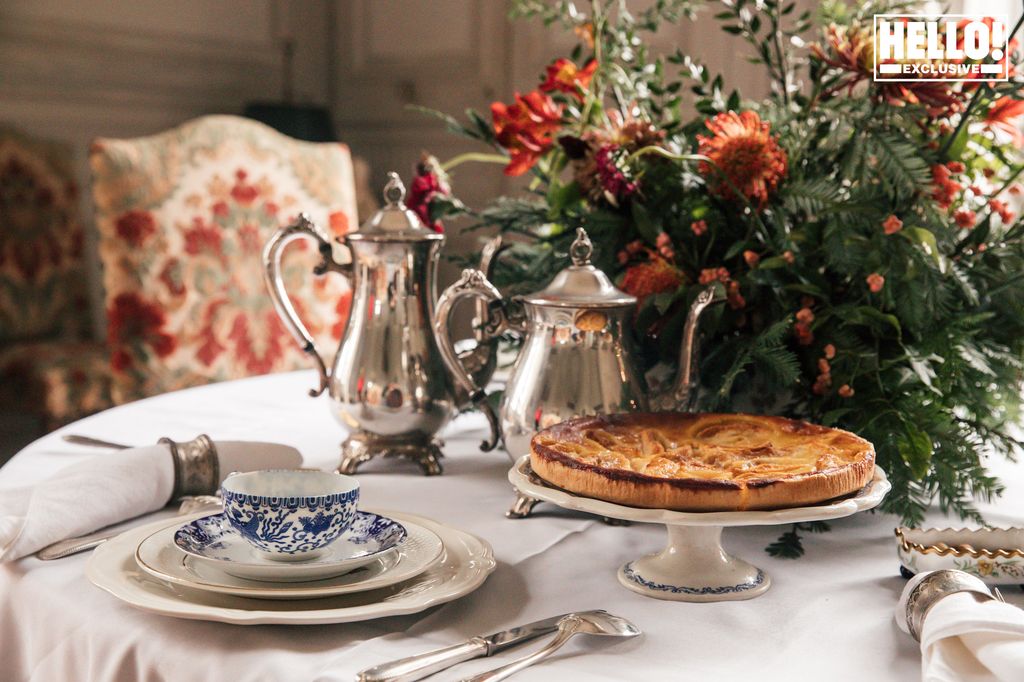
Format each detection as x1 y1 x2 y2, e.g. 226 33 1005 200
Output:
35 495 221 560
461 611 640 682
356 613 572 682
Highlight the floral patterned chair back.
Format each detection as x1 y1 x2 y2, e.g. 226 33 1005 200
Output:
91 115 357 404
0 128 88 342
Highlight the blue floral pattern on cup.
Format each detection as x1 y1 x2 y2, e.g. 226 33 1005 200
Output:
221 488 359 557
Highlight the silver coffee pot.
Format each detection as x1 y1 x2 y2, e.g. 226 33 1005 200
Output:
263 173 501 475
435 228 721 463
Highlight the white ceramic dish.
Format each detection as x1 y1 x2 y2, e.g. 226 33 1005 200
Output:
137 516 444 599
896 526 1024 585
510 456 890 602
174 511 410 582
88 511 495 624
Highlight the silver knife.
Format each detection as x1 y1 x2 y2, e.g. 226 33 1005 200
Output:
356 613 571 682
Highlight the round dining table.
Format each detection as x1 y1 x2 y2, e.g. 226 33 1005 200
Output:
2 371 1022 681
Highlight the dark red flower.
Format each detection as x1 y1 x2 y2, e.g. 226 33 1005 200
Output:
491 91 563 176
115 210 156 247
540 58 597 99
593 144 638 204
407 156 452 233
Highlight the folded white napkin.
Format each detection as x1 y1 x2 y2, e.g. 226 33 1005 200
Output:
0 440 302 561
897 576 1024 681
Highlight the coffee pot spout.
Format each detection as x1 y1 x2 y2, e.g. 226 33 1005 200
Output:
654 286 722 412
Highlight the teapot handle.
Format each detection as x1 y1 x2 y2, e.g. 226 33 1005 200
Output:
434 268 506 452
262 213 351 398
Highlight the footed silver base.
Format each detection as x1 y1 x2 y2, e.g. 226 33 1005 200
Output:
338 432 444 476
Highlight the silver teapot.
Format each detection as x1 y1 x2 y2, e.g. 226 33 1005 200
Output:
435 228 721 462
263 173 501 475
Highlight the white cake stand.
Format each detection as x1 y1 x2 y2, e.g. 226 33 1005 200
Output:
508 456 890 602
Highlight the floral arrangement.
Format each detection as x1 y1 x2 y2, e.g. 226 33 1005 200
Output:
414 0 1024 554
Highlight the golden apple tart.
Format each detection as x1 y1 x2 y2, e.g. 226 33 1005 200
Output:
530 413 876 511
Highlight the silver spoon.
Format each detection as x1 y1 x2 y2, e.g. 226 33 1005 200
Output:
461 611 640 682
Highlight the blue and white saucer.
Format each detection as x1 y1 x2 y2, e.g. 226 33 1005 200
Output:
174 511 408 582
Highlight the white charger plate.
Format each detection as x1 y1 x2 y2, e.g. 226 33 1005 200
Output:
88 510 496 624
136 515 444 599
172 511 419 583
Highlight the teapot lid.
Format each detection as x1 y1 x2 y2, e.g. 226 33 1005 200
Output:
523 228 636 308
348 172 442 242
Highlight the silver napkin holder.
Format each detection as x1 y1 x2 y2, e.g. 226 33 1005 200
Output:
903 569 999 641
160 434 220 499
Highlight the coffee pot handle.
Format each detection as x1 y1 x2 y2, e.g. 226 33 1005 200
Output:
434 268 506 452
262 213 351 398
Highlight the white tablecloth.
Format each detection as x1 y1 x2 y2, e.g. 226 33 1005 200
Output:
2 371 1022 682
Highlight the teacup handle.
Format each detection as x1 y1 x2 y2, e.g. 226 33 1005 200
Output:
434 268 506 451
262 213 351 397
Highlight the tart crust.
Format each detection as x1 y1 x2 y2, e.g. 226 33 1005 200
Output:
530 413 876 511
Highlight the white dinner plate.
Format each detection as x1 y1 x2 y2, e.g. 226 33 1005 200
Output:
87 510 495 624
136 515 444 599
172 511 416 583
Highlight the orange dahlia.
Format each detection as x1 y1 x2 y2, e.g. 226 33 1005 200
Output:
491 91 563 176
697 111 787 209
620 257 684 308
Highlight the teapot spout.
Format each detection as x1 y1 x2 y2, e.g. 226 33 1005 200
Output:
657 286 722 412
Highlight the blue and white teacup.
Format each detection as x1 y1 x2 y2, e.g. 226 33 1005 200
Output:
220 469 359 561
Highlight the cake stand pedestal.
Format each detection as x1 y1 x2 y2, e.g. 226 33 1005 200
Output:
508 456 890 602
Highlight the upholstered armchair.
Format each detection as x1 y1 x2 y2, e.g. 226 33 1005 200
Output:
90 115 359 404
0 128 113 428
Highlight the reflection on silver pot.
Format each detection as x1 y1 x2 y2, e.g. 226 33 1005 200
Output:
435 228 722 463
263 173 501 475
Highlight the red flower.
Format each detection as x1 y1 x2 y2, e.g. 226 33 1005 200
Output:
491 91 563 176
107 292 176 369
655 232 674 260
985 97 1024 146
794 321 814 346
866 272 885 293
228 310 288 375
882 215 903 235
620 257 683 308
838 384 855 398
690 220 708 236
230 169 259 205
212 201 229 217
540 58 597 98
743 250 760 267
824 343 836 360
697 111 788 209
115 210 156 247
954 209 976 229
407 158 451 233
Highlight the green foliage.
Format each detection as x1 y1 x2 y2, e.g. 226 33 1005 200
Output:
425 0 1024 549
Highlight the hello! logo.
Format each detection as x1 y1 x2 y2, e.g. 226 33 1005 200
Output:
873 15 1009 81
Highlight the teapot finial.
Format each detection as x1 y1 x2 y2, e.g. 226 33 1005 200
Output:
569 228 593 266
383 172 406 206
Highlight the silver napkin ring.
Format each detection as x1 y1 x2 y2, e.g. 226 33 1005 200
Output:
905 569 996 641
160 434 220 498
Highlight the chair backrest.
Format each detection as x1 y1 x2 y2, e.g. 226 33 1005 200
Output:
91 115 357 404
0 128 89 343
